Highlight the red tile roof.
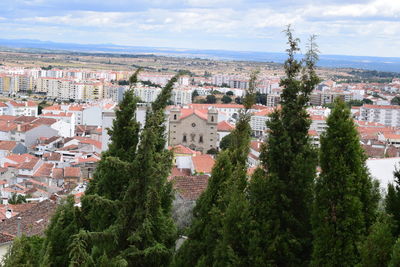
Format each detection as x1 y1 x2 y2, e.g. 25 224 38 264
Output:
5 154 35 165
217 121 235 132
74 137 102 149
0 199 57 237
0 141 16 151
192 155 215 174
172 175 209 201
33 163 54 177
253 108 274 117
18 157 39 170
179 109 208 121
250 141 263 152
52 168 64 179
64 167 80 178
0 232 15 243
169 145 198 155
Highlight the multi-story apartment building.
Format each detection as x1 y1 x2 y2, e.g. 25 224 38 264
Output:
6 101 38 116
310 91 353 106
359 105 400 127
171 88 192 105
250 109 272 137
134 86 161 103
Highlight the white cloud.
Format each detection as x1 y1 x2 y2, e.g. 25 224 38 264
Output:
3 0 400 56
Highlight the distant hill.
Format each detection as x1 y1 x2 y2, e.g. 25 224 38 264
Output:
0 38 399 73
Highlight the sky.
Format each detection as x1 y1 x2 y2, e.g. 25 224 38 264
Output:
0 0 399 57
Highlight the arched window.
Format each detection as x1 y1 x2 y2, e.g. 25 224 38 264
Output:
211 116 214 122
174 114 177 120
191 133 196 142
183 134 187 142
199 135 203 143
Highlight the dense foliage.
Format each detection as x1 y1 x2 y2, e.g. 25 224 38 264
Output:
3 69 179 267
4 28 400 267
311 99 379 266
247 29 320 266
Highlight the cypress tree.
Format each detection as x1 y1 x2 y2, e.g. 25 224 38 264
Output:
311 99 379 266
248 27 319 266
359 214 395 267
66 72 180 266
389 238 400 267
386 167 400 236
0 69 180 266
41 196 83 267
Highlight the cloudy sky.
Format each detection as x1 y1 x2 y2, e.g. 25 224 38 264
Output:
0 0 399 57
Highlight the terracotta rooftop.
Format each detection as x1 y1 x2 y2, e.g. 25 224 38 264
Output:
0 141 17 151
5 154 35 165
74 137 102 149
18 157 40 170
0 121 17 132
14 116 37 124
0 232 15 244
172 175 209 201
64 167 80 178
178 108 208 121
362 104 400 110
33 163 54 177
253 108 274 117
52 168 64 179
0 199 57 237
45 152 62 161
250 141 263 152
170 167 192 178
33 117 57 125
43 105 61 111
217 121 235 132
192 155 215 174
0 115 17 122
169 145 198 155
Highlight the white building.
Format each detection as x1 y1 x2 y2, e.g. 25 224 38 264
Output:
6 101 38 116
359 105 400 127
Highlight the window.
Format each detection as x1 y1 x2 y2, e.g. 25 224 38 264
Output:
183 134 187 142
174 114 177 120
191 133 196 142
199 135 203 143
211 116 214 122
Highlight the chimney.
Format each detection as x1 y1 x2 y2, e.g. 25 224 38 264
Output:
17 216 21 237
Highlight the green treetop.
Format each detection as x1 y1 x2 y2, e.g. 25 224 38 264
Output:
248 28 319 266
311 99 379 266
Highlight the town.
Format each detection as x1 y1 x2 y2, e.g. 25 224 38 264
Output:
0 53 398 263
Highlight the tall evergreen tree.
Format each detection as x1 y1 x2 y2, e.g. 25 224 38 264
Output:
67 72 179 266
359 214 395 267
311 99 379 266
248 27 319 266
389 238 400 267
41 196 83 267
1 235 44 267
0 69 181 267
386 167 400 236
